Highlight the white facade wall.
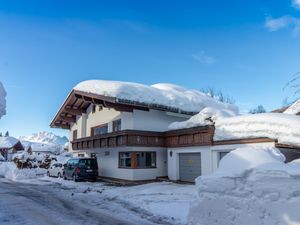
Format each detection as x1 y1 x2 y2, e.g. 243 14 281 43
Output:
73 147 167 181
69 105 191 152
167 142 276 181
70 106 189 140
132 109 189 132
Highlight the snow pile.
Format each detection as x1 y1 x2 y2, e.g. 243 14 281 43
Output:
0 162 46 181
188 147 300 225
20 131 68 154
284 99 300 115
0 136 20 148
169 107 236 130
74 80 238 114
169 108 300 146
0 81 6 119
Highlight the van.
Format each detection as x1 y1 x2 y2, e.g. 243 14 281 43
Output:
63 158 98 182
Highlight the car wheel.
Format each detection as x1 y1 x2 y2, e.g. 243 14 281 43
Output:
63 175 67 180
57 172 61 178
72 174 78 182
47 171 50 177
92 178 97 182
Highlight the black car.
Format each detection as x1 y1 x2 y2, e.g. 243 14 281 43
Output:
63 158 98 182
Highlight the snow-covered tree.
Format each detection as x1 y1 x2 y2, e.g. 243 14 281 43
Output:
0 82 6 119
5 131 9 137
249 105 266 114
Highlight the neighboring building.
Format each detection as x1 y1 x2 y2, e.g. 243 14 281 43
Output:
51 80 236 181
0 136 24 160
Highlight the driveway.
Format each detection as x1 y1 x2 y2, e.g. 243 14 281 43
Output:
0 178 149 225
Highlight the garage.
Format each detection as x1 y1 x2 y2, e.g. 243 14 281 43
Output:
179 153 201 182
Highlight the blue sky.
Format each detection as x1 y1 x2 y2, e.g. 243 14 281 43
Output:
1 0 300 137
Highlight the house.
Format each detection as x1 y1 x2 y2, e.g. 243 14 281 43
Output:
51 80 236 181
0 136 24 160
51 80 300 182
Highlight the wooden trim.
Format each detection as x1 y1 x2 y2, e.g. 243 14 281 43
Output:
213 137 274 145
275 143 300 150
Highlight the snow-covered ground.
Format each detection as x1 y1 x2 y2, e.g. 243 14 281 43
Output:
0 161 195 225
188 146 300 225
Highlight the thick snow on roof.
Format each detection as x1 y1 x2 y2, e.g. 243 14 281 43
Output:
0 136 20 149
215 113 300 145
74 80 238 114
284 99 300 114
169 108 300 146
0 82 6 119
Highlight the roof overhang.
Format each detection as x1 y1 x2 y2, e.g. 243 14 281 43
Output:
50 90 197 130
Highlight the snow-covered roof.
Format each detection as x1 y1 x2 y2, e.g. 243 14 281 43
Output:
0 136 20 149
169 108 300 146
74 80 238 114
283 99 300 115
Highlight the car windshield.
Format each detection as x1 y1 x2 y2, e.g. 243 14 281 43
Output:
79 159 98 168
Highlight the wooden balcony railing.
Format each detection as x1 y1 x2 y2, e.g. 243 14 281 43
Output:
71 126 214 150
72 130 166 150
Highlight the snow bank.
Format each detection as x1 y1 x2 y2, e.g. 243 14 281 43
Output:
169 109 300 146
188 147 300 225
0 162 46 181
0 136 19 148
213 146 286 177
0 81 6 119
74 80 238 114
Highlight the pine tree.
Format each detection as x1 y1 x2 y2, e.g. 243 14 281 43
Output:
4 131 9 137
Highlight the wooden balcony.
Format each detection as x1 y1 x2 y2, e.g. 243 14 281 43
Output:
71 126 214 150
71 130 166 150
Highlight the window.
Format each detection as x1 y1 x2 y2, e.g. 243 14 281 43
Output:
113 119 122 132
92 104 96 113
91 124 108 136
218 152 229 166
119 151 156 169
137 152 156 168
73 130 78 140
119 152 132 168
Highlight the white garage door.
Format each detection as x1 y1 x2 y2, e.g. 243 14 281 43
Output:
179 153 201 182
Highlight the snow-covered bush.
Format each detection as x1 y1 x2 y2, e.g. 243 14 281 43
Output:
0 81 6 119
12 151 52 169
188 147 300 225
